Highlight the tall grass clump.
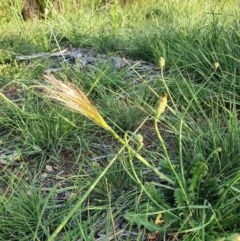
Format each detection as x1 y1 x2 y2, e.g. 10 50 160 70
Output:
0 82 96 160
33 68 240 240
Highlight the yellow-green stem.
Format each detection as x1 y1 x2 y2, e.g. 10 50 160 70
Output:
108 128 175 185
154 118 189 205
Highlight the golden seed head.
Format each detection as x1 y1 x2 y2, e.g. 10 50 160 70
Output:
213 62 219 70
159 57 165 69
156 92 167 118
38 75 112 131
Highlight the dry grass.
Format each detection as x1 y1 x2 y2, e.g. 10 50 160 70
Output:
38 75 112 131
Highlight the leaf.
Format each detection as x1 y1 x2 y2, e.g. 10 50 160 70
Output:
156 93 167 118
144 182 167 204
189 161 208 193
201 177 220 199
124 212 163 232
174 188 186 207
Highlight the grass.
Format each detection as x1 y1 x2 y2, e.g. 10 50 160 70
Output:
0 0 240 240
